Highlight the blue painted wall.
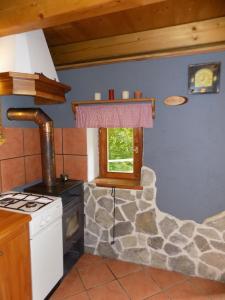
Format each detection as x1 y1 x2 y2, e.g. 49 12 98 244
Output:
2 51 225 222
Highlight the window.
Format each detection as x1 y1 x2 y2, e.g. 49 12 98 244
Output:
99 128 143 181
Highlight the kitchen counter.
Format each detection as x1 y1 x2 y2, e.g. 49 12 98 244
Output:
0 210 31 243
0 210 32 300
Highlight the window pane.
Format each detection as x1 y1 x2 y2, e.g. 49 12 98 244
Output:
107 128 134 173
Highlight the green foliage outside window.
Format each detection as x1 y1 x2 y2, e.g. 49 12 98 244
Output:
107 128 133 172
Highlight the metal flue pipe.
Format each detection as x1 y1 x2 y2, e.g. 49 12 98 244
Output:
7 108 56 187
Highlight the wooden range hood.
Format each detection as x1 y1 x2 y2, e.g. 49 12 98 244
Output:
0 71 71 105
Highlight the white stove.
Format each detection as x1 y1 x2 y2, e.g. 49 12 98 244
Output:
0 192 63 300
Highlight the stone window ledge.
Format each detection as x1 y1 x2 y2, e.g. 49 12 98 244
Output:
94 177 143 190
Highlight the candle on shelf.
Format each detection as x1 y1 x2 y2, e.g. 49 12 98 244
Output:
122 90 129 99
94 92 101 100
134 90 143 99
108 89 115 100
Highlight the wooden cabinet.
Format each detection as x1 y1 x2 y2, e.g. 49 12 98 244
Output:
0 211 32 300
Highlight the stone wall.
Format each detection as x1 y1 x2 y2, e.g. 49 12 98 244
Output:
84 166 225 282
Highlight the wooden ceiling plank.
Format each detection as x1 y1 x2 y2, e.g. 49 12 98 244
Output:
50 17 225 66
56 43 225 70
44 0 225 47
0 0 164 37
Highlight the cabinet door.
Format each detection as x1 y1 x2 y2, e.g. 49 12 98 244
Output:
0 225 32 300
0 245 10 300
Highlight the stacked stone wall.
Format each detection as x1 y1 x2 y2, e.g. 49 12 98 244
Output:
84 166 225 282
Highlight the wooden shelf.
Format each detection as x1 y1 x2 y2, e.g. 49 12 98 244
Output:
72 98 156 118
95 177 143 190
0 72 71 105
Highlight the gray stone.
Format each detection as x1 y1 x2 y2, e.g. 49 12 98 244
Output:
138 234 147 247
143 188 154 201
92 188 108 199
159 217 178 238
184 242 199 258
194 235 211 252
121 236 137 248
121 248 150 265
84 246 95 254
147 236 164 250
87 219 101 236
116 189 135 201
179 222 195 238
88 182 96 189
110 221 133 237
84 231 98 246
115 207 125 221
122 202 138 222
115 239 122 252
220 273 225 283
95 208 113 229
206 216 225 232
85 197 96 219
98 197 113 213
139 200 151 211
136 191 143 199
169 255 195 276
197 228 221 241
115 198 126 204
84 187 90 203
210 241 225 252
198 262 217 281
151 251 167 269
200 252 225 271
141 167 154 186
97 242 118 259
164 243 181 256
169 233 188 246
136 209 158 235
101 230 109 242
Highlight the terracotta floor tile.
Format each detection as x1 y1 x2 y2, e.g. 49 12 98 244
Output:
119 268 161 300
147 266 187 289
189 277 225 298
63 291 89 300
75 253 105 270
146 292 170 299
107 259 143 278
63 128 87 155
50 268 85 300
78 262 115 289
23 128 41 155
165 281 211 300
88 280 129 300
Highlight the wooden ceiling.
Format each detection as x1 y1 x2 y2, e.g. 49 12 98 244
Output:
1 0 225 69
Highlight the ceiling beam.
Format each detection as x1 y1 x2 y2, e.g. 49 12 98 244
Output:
50 17 225 68
0 0 164 37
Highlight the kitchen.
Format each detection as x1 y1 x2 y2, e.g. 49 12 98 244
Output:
1 1 225 299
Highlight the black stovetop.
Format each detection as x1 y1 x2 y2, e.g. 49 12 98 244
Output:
24 179 83 196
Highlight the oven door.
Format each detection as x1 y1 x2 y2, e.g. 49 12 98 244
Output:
62 199 83 255
30 219 63 300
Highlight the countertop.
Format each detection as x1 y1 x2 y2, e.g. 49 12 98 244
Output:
0 210 31 243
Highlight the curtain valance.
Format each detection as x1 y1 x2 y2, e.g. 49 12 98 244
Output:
75 103 153 128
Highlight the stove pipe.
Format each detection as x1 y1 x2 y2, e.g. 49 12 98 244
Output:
7 108 56 187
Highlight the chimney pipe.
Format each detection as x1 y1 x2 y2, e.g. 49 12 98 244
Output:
7 108 56 187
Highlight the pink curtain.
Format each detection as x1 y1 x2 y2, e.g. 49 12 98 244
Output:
75 103 153 128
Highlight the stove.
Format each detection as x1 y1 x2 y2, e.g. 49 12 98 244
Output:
0 192 55 213
0 191 63 300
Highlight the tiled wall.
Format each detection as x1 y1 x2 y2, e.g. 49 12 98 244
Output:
0 128 87 192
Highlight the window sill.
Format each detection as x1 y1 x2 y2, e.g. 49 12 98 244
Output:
94 177 143 190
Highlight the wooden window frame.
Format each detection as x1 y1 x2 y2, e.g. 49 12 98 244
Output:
99 128 143 180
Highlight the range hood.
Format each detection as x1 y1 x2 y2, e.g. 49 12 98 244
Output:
0 30 70 104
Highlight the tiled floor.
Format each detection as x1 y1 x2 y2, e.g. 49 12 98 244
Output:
50 254 225 300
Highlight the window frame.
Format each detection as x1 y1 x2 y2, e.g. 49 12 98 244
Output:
99 127 143 180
